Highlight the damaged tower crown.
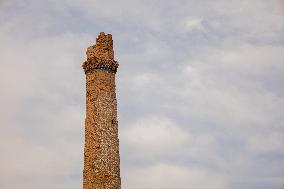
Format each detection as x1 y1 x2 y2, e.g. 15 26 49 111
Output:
83 32 119 74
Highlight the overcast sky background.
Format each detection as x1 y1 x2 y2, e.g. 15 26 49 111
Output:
0 0 284 188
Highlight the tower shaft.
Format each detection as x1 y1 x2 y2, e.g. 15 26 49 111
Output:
83 32 120 189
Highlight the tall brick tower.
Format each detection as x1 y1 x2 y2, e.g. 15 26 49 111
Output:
82 32 120 189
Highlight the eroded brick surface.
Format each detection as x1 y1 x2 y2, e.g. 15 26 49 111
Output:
83 32 121 189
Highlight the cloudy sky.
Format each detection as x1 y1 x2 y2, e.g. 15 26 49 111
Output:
0 0 284 188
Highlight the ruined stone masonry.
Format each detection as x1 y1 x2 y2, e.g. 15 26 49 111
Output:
82 32 120 189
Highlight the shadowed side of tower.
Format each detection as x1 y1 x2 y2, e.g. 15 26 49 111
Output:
82 32 120 189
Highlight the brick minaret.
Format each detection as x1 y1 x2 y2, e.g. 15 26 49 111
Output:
82 32 120 189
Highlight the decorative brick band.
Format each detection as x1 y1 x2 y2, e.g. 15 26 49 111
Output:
83 58 119 74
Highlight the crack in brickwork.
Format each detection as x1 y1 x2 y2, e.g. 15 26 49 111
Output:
83 32 121 189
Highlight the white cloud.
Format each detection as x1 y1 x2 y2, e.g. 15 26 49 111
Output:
173 44 284 129
122 163 227 189
0 124 82 189
0 13 89 189
182 17 204 32
120 116 189 157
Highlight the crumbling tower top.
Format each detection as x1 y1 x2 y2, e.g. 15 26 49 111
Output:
86 32 114 61
83 32 118 74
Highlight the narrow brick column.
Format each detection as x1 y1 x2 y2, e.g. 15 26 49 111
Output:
82 32 120 189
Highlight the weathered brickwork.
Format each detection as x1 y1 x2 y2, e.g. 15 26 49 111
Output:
83 32 121 189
